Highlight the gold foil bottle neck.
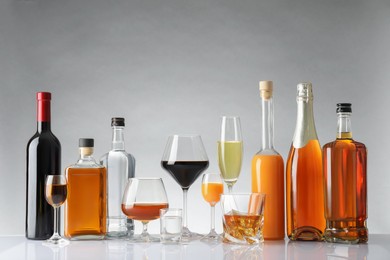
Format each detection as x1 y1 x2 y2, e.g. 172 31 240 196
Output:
259 81 273 100
297 82 313 101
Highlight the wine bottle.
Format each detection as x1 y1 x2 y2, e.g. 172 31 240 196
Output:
65 138 107 240
323 103 368 243
26 92 61 240
100 117 136 238
251 81 285 240
286 82 325 241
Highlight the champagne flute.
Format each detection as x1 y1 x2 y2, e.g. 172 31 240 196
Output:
201 173 224 241
121 178 168 242
161 134 209 241
44 175 69 246
218 116 243 192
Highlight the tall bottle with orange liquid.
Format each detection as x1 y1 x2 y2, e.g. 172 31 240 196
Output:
286 82 325 241
251 81 285 240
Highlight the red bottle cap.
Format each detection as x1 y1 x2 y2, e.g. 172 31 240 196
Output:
37 92 51 122
37 92 51 100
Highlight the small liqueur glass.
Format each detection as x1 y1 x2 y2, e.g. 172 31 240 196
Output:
201 173 224 241
43 175 69 246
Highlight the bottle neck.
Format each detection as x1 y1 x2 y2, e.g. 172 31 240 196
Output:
111 126 125 150
261 97 274 150
337 112 353 139
37 99 51 132
78 148 96 162
293 98 318 148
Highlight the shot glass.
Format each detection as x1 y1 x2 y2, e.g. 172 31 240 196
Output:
160 208 182 244
220 193 266 245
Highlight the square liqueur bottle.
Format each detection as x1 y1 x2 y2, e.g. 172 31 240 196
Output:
100 118 136 238
65 138 107 240
286 83 325 241
323 103 368 243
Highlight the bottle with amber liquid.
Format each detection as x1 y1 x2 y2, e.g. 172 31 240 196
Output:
286 82 325 241
251 81 284 240
323 103 368 243
65 138 107 240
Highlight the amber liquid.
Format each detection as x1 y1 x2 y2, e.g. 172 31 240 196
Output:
251 154 284 240
65 167 107 239
45 184 67 207
286 139 325 241
323 136 368 243
201 182 224 206
223 214 264 244
121 203 169 222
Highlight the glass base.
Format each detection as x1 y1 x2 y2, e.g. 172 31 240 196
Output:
42 233 69 246
324 227 368 244
181 227 202 243
200 229 221 242
127 233 160 243
288 226 324 241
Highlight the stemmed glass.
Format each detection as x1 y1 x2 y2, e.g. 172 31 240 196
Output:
43 175 69 246
121 178 168 242
218 116 243 193
201 173 224 241
161 134 209 241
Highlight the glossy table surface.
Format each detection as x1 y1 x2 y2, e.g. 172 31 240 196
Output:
0 235 389 260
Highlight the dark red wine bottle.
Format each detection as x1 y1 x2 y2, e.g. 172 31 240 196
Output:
26 92 61 240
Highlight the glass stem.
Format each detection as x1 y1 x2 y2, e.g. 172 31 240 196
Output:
228 185 233 193
183 189 188 229
141 222 149 236
210 205 215 231
53 207 59 236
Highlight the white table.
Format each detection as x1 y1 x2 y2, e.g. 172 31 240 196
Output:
0 235 389 259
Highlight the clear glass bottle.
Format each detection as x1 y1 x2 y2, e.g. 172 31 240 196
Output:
286 82 325 241
65 138 107 240
100 117 136 238
251 81 285 240
323 103 368 243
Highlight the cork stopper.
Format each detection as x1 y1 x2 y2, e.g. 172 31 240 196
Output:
259 81 273 100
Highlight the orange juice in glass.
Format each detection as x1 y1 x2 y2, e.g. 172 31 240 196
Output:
201 173 224 241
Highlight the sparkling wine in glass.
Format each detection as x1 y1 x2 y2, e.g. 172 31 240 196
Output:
121 178 168 242
218 116 243 192
201 173 224 241
44 175 68 246
161 134 209 241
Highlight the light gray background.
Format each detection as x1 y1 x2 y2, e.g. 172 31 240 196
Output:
0 0 389 236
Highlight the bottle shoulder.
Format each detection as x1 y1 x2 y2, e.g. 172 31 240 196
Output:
323 139 367 151
27 131 61 148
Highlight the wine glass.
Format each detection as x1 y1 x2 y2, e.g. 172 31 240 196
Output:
43 175 69 246
201 173 224 241
218 116 243 193
161 134 209 241
121 178 168 242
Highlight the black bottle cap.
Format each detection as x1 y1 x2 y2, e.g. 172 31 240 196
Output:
337 103 352 113
111 117 125 127
79 138 94 147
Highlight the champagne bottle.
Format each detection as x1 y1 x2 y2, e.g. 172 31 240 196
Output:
286 82 325 241
26 92 61 240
